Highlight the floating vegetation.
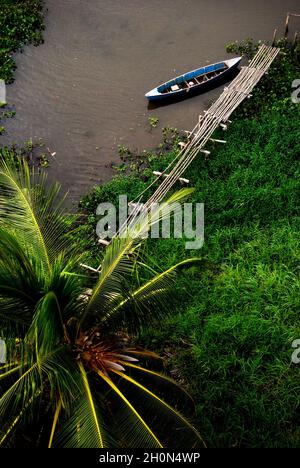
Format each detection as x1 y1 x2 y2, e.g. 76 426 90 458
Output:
0 0 44 83
149 116 159 128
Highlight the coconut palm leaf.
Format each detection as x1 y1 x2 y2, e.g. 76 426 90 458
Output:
116 362 194 401
0 158 204 448
27 292 66 362
112 369 205 448
0 228 39 320
98 370 163 448
48 398 62 448
100 258 201 333
80 188 195 328
0 362 41 430
53 364 108 448
0 155 75 273
0 390 42 447
0 227 37 280
76 363 106 448
0 364 22 381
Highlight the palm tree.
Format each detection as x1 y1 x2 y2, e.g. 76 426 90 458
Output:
0 154 204 448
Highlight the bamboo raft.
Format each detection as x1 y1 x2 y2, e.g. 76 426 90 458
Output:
82 44 280 270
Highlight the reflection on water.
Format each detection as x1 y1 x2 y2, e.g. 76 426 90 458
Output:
3 0 299 203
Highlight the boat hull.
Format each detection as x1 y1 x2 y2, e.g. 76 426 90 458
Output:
145 57 242 102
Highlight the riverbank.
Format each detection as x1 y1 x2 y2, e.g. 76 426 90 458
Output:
77 41 300 447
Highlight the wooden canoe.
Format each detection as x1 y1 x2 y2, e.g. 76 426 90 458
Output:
145 57 242 101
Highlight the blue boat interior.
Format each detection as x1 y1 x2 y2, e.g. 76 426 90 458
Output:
158 61 227 94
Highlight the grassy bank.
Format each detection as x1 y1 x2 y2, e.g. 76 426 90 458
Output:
78 42 300 447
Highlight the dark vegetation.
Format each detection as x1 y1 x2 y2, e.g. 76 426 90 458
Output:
0 0 44 83
78 41 300 447
0 1 46 163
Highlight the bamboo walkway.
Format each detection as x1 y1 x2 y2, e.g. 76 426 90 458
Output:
116 44 280 236
144 45 279 207
87 44 280 258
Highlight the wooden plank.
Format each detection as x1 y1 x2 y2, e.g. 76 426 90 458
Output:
153 171 189 184
210 138 227 144
272 28 277 46
80 263 100 273
98 239 110 246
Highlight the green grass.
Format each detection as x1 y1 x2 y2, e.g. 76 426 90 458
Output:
78 42 300 447
142 108 300 447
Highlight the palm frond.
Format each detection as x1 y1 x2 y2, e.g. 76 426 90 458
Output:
0 390 42 447
118 362 194 402
0 155 75 274
0 365 22 380
98 370 163 448
0 228 40 333
38 347 80 411
79 236 139 328
54 363 107 448
0 345 78 436
81 188 195 329
48 398 62 448
0 363 41 428
27 292 66 364
78 363 105 447
112 369 205 448
101 258 201 333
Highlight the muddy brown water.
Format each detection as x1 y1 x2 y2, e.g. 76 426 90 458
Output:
3 0 299 204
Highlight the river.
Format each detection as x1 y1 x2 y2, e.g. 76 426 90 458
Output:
4 0 299 203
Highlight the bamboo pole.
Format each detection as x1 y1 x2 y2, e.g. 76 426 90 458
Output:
293 32 298 46
284 13 290 38
272 28 277 46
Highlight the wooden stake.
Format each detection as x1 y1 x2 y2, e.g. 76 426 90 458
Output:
284 13 290 38
80 263 100 273
272 28 277 46
178 177 190 185
153 171 189 184
210 138 227 144
293 32 298 46
98 239 110 246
